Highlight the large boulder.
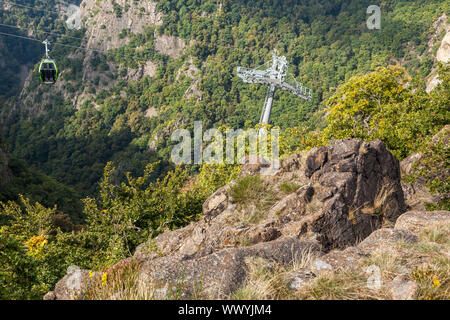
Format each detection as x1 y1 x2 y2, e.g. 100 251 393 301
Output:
278 139 406 250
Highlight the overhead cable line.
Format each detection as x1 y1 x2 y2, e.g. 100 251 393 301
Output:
0 22 86 42
0 30 41 42
0 29 154 59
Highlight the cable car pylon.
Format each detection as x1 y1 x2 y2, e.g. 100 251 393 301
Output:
237 52 312 135
43 39 50 58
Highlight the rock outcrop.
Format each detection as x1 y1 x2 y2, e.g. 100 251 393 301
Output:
300 139 406 249
436 31 450 64
426 13 449 92
46 138 413 299
80 0 163 51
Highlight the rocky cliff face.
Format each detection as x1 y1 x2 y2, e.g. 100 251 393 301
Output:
80 0 163 51
426 13 449 93
45 138 448 300
18 0 189 112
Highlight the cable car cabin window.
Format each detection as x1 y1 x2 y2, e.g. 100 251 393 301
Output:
40 62 57 84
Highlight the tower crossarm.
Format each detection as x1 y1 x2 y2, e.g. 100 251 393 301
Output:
236 66 279 85
237 67 312 101
236 52 313 128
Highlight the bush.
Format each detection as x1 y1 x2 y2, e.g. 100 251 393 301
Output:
322 66 448 159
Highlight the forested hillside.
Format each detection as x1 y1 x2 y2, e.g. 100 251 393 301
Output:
1 0 448 198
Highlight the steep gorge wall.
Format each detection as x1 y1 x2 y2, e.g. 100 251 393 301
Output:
0 131 11 186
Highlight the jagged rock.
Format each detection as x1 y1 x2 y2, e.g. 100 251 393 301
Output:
389 275 418 300
138 238 321 299
289 139 406 250
127 61 158 81
50 266 91 300
305 146 328 178
239 155 272 177
134 223 196 261
436 31 450 64
357 228 418 255
247 224 282 245
279 153 304 174
395 210 450 234
202 184 232 221
81 0 163 51
400 153 423 176
313 246 365 272
275 185 315 222
154 34 186 59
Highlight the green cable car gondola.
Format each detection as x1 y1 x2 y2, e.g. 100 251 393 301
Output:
39 59 58 84
39 39 58 84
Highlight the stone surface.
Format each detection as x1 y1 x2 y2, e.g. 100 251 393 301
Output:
138 238 321 299
357 228 418 255
50 267 91 300
81 0 163 51
312 259 333 275
389 275 418 300
314 246 365 272
284 269 315 290
128 61 158 81
154 35 186 59
42 291 56 300
395 210 450 234
247 224 282 245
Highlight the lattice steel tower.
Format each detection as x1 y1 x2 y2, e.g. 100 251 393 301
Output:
237 53 312 129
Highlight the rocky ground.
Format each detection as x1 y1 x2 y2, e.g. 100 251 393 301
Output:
44 138 450 300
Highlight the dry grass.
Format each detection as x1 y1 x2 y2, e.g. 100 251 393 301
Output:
83 260 151 300
296 223 450 300
83 223 449 300
230 175 267 205
230 247 318 300
83 260 198 300
400 223 450 300
227 175 280 226
279 182 302 194
296 269 391 300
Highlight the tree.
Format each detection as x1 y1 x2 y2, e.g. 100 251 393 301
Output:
322 66 448 159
